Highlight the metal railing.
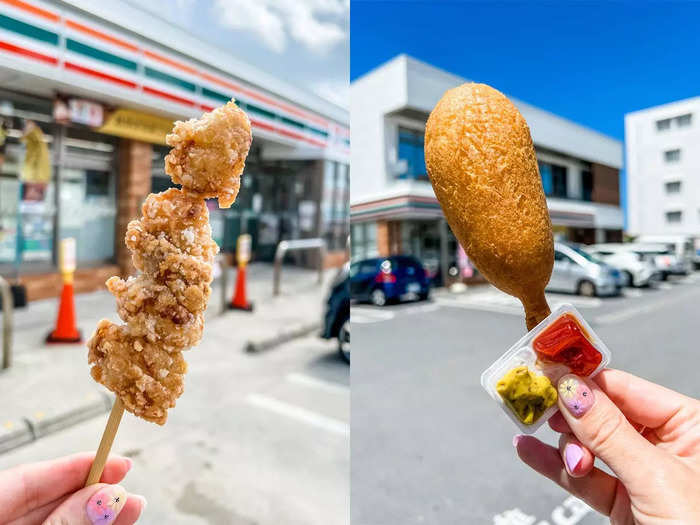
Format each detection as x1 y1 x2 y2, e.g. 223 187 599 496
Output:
273 238 326 296
0 276 14 370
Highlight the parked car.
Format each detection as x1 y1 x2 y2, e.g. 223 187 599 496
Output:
622 243 687 280
584 244 659 287
350 255 430 306
547 242 621 297
321 263 350 363
636 235 695 274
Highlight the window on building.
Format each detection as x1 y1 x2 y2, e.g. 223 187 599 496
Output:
397 127 427 181
581 169 593 201
538 161 568 198
322 161 349 251
664 149 681 163
665 211 682 224
656 118 671 131
351 222 378 260
676 113 692 127
665 181 682 194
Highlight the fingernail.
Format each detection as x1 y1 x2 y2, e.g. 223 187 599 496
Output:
86 485 127 525
133 494 147 511
512 434 523 447
558 374 594 418
564 443 584 474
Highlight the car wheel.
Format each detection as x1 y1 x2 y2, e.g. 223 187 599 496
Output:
337 319 350 364
578 280 596 297
418 289 430 301
370 288 387 306
623 270 634 287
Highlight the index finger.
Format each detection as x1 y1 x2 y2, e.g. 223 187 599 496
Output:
0 452 132 522
593 369 690 429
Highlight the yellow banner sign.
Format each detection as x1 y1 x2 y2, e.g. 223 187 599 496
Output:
98 109 174 145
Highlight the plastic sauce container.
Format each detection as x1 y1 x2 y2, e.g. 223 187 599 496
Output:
481 304 611 434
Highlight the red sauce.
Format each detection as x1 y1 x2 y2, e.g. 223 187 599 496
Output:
532 313 602 376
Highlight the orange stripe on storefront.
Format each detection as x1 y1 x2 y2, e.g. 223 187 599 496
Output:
0 0 59 22
144 49 198 75
65 19 139 53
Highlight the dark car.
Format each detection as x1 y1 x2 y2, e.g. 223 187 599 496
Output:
350 255 430 306
321 263 350 363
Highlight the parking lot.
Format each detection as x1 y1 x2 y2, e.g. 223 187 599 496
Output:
351 273 700 524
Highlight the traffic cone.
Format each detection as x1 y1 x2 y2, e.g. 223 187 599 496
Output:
46 278 82 343
228 263 254 312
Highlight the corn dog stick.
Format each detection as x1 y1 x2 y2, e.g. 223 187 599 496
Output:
85 398 125 486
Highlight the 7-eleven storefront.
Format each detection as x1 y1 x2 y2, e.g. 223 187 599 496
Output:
0 0 349 300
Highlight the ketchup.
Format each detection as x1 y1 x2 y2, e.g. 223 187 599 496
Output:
532 313 602 376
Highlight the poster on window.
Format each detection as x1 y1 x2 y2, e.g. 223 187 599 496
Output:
299 200 317 232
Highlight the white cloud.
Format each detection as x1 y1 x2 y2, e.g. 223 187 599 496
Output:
213 0 348 54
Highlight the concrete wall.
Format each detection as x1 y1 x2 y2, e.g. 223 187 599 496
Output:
625 97 700 236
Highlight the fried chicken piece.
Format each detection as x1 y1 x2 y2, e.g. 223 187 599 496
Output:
164 101 252 208
88 101 251 424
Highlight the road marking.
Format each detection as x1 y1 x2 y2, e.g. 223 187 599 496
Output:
622 288 643 298
352 308 395 324
493 496 592 525
286 373 349 395
436 290 601 316
246 393 349 436
595 287 700 325
657 282 672 290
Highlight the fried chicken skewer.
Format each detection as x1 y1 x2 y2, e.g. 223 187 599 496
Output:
85 101 252 485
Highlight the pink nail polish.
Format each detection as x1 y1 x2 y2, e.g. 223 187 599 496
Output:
512 434 523 447
86 485 127 525
564 443 583 473
558 375 594 417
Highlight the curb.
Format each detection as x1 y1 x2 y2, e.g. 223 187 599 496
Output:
0 391 112 455
245 321 321 353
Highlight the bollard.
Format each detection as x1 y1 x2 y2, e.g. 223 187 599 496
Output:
273 238 326 296
0 276 13 370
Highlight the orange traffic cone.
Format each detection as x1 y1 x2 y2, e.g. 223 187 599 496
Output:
228 263 254 312
46 280 82 343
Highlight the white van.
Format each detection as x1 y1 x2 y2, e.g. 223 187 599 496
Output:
636 235 695 273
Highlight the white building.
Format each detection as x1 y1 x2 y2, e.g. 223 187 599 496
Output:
0 0 348 299
350 55 623 278
625 97 700 238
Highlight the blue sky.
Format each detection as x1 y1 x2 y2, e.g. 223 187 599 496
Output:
351 1 700 141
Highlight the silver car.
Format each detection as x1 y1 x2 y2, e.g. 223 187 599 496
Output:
547 242 621 297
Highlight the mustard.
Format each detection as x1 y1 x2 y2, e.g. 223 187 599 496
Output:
496 366 557 425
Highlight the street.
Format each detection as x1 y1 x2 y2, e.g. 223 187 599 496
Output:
351 273 700 525
0 334 349 525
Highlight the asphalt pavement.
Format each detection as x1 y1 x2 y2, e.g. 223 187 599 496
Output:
351 273 700 525
0 334 349 525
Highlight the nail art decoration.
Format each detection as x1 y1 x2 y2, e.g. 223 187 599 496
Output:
86 485 127 525
558 375 594 417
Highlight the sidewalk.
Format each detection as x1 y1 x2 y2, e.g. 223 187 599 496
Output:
0 263 337 454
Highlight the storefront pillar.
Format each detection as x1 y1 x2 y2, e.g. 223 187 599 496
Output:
376 220 390 257
116 140 152 277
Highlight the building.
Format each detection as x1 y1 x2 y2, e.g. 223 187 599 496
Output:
625 97 700 239
350 55 623 278
0 0 349 300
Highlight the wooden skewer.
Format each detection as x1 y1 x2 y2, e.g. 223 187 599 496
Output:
85 398 125 486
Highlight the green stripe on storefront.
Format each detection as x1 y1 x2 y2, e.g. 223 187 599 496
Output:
202 87 230 104
246 102 276 121
0 13 58 45
66 38 137 71
144 66 196 92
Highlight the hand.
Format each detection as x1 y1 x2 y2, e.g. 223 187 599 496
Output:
515 369 700 524
0 452 146 524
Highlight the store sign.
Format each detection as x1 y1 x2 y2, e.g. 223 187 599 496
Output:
98 109 174 145
53 97 104 127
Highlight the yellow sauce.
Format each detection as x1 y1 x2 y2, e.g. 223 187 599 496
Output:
496 366 557 425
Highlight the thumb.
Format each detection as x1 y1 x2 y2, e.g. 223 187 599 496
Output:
556 374 663 487
43 484 129 525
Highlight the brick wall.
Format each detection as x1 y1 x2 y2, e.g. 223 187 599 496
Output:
591 163 620 205
116 140 152 277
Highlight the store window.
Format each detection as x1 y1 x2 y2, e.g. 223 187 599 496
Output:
397 127 428 181
59 127 117 264
322 161 349 251
351 222 377 260
538 161 568 198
